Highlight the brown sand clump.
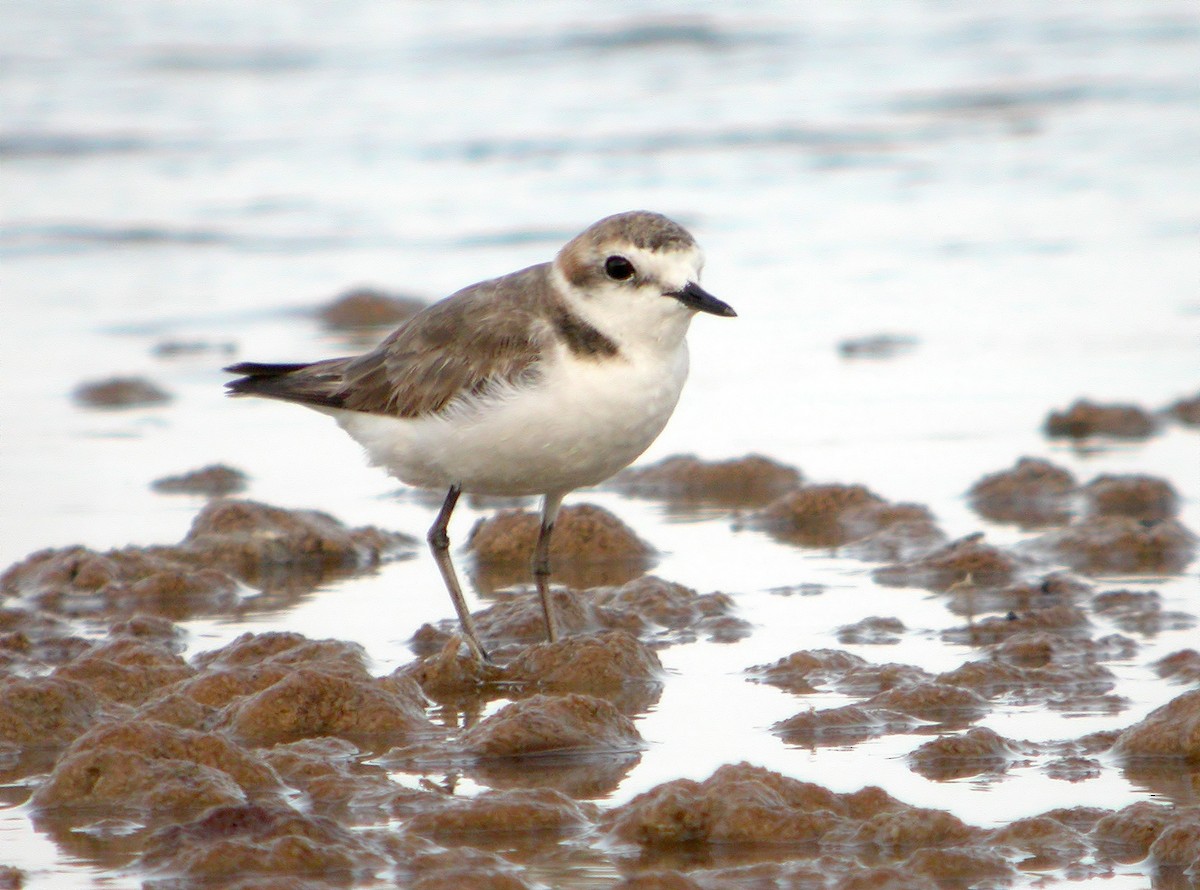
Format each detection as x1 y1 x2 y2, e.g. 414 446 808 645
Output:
1 544 240 619
1044 756 1104 782
31 720 279 820
865 682 989 726
397 638 505 701
0 608 91 671
908 727 1019 780
832 662 937 697
1043 399 1159 439
151 464 248 497
589 575 751 643
263 737 409 814
1082 474 1180 521
176 664 294 711
1092 801 1179 862
139 802 388 881
109 614 186 650
990 629 1104 668
412 588 594 654
773 705 918 747
609 772 980 865
133 690 213 731
936 632 1121 707
72 376 171 408
503 631 663 697
605 762 851 845
1147 814 1200 868
967 457 1077 527
838 332 919 359
1111 689 1200 761
1166 391 1200 425
610 453 802 508
2 501 410 619
403 787 598 838
403 631 664 713
874 534 1021 592
1030 516 1196 575
177 632 382 716
941 604 1093 647
0 676 103 748
404 846 538 890
753 484 937 550
1155 649 1200 683
467 503 654 592
1043 806 1112 834
183 498 415 586
847 806 982 857
222 667 435 748
458 693 642 758
988 815 1090 870
1092 589 1196 636
837 616 906 645
53 637 195 706
426 592 601 655
747 648 869 695
841 517 949 562
452 745 641 804
152 338 235 358
902 846 1015 888
193 631 370 675
938 657 1117 710
943 571 1093 618
412 575 749 656
589 576 750 643
54 720 279 789
317 286 425 329
33 747 248 821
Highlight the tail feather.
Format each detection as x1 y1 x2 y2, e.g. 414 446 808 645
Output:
224 360 350 409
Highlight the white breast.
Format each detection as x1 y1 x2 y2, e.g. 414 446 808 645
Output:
333 341 690 497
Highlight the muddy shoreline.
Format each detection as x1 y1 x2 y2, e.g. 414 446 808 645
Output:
2 427 1197 887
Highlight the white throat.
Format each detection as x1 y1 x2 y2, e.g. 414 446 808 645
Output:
551 248 702 357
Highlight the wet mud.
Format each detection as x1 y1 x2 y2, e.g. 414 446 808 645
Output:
1043 399 1160 440
610 454 802 508
151 464 250 497
317 287 427 330
467 503 656 592
1 421 1196 890
72 376 173 409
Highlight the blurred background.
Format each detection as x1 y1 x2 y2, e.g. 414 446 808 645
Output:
2 1 1198 886
5 1 1198 559
3 1 1197 561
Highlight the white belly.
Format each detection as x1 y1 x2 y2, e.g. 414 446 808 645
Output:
332 345 689 497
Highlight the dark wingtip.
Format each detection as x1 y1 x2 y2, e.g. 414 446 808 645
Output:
221 360 348 409
222 361 310 398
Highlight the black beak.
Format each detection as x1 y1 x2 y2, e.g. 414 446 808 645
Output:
668 281 737 317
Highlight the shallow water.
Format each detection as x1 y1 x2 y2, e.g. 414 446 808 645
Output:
2 0 1199 887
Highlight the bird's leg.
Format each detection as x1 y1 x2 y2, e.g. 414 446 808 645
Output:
428 485 489 662
533 492 564 643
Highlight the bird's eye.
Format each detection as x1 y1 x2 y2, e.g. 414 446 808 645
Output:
604 255 636 281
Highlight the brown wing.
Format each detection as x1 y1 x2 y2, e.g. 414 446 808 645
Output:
338 264 554 418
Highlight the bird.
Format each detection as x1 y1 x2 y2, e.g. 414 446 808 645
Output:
225 210 735 661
